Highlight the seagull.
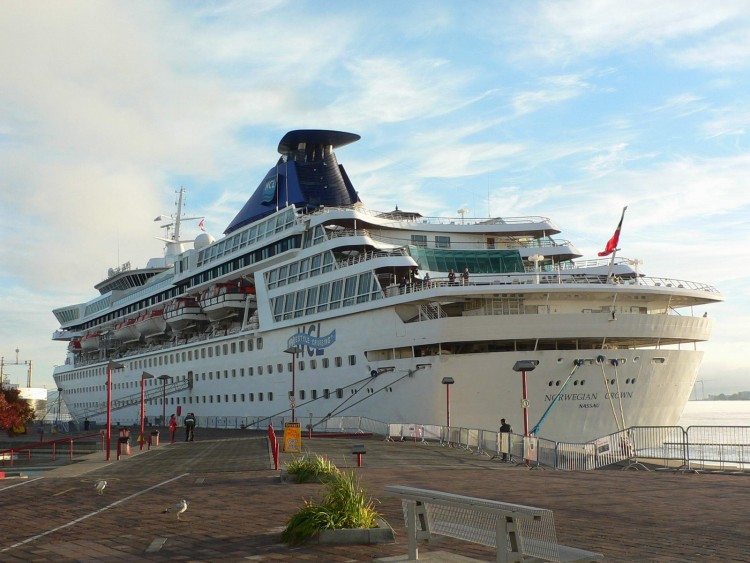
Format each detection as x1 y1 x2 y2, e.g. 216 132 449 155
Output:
94 480 107 495
162 499 189 520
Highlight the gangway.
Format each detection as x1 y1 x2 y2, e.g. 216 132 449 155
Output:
75 378 190 421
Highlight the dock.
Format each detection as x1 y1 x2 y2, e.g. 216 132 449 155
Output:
1 428 748 561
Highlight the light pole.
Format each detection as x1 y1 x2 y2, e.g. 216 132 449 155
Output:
158 374 172 427
512 360 538 440
441 377 454 427
140 372 154 450
284 346 302 422
105 360 125 461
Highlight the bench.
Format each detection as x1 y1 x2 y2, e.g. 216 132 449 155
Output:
385 485 602 563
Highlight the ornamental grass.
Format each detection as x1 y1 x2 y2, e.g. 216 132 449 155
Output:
280 471 382 545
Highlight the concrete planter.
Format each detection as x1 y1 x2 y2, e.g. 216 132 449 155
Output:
312 518 395 545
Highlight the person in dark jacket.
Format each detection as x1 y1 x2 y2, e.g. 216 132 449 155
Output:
499 418 512 461
184 412 196 442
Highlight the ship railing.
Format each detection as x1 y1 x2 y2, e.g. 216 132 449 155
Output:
335 248 409 269
304 204 552 226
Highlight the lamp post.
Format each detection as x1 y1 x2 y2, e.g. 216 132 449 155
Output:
441 377 455 427
512 360 538 439
140 372 154 450
158 374 172 427
105 360 125 461
284 346 302 422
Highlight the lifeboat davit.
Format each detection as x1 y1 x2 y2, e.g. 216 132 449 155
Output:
164 297 208 332
199 283 256 322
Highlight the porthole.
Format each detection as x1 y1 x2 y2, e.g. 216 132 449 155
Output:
631 378 636 384
548 381 553 387
580 379 585 385
573 380 579 386
557 358 563 363
556 380 561 386
610 379 615 385
626 378 631 384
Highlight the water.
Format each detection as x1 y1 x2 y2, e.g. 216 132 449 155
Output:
679 400 750 427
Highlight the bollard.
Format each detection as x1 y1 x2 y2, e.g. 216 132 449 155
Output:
351 444 366 468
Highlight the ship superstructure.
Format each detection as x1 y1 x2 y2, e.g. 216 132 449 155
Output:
51 130 722 442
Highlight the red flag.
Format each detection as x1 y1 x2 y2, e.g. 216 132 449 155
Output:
598 206 627 257
198 218 206 232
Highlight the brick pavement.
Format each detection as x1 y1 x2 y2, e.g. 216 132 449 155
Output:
1 429 748 562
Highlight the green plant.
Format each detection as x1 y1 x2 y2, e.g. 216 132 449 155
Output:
280 471 382 545
286 453 339 483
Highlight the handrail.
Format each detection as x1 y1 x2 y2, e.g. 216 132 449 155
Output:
0 432 103 468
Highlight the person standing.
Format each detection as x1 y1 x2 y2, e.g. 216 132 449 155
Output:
448 269 456 284
461 267 470 285
168 414 177 444
499 418 512 462
184 412 196 442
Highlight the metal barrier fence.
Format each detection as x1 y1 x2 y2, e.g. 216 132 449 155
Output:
188 414 750 473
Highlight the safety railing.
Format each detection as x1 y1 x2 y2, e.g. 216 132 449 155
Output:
0 432 103 468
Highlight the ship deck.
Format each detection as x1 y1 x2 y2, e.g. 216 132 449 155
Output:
1 427 746 561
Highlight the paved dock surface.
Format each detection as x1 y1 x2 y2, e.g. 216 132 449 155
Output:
1 428 748 562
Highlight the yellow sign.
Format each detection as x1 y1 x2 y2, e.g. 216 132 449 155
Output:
283 422 302 453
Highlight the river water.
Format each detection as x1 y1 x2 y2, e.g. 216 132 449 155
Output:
679 400 750 427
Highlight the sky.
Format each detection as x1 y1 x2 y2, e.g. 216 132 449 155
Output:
1 1 749 397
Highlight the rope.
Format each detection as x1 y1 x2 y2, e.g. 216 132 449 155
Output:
598 356 622 431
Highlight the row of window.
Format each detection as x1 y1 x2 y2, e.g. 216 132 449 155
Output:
271 272 382 321
197 207 297 267
411 234 451 248
266 248 336 289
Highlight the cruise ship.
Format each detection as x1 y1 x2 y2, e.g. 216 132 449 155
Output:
51 130 723 443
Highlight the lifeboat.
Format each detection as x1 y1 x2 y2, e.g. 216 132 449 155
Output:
113 317 139 343
134 307 168 338
199 283 257 322
164 297 208 332
68 339 82 352
80 331 101 351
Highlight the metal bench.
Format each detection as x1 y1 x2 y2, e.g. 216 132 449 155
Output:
385 485 603 563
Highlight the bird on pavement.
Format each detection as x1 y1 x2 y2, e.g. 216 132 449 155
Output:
162 499 189 520
94 480 107 495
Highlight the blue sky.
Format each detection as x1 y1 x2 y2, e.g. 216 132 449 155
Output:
1 1 748 397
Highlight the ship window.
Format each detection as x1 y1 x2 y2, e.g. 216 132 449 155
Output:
311 254 322 276
343 276 357 306
312 390 317 400
223 344 228 355
284 293 295 319
299 390 305 400
240 393 245 401
335 357 343 367
298 259 309 280
322 252 334 273
288 262 299 283
267 364 273 374
239 341 244 353
336 388 343 399
208 348 213 358
287 362 292 372
249 393 254 402
225 394 229 402
435 236 451 249
295 291 305 317
310 359 317 369
298 361 304 371
249 367 254 376
357 273 371 303
258 366 264 375
209 372 213 380
322 358 329 368
305 287 318 314
240 368 245 377
330 280 343 309
259 393 263 401
348 355 356 366
277 265 288 287
411 234 427 247
201 348 206 359
210 395 214 403
257 337 263 349
317 284 330 312
231 343 236 354
231 369 236 378
268 268 278 288
216 345 221 356
247 339 254 351
268 392 273 401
